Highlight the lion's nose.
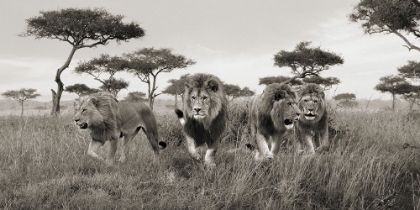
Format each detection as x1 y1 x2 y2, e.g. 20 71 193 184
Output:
194 108 201 113
308 109 314 112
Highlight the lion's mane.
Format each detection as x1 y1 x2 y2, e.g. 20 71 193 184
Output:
253 83 297 135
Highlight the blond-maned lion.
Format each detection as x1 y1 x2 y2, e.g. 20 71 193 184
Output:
296 83 329 154
249 83 301 160
174 73 227 168
73 92 166 165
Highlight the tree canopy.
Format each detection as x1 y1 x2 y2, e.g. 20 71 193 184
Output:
333 93 356 101
259 76 304 86
124 91 147 102
22 8 145 115
302 76 341 90
274 41 344 83
398 60 420 80
124 48 195 109
375 75 412 110
65 83 99 96
74 54 129 97
2 88 40 116
349 0 420 52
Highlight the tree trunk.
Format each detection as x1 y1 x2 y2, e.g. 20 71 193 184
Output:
392 93 396 111
51 47 78 116
174 94 178 108
20 102 24 117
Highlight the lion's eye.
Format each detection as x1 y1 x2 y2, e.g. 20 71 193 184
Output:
287 102 292 106
202 96 208 100
191 96 196 100
82 108 87 113
314 100 318 103
304 99 308 102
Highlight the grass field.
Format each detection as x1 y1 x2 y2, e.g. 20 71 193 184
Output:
0 103 420 209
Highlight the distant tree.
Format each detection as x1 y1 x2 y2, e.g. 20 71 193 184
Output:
375 75 412 110
2 88 40 116
240 87 255 97
124 91 147 102
349 0 420 52
398 60 420 81
21 8 145 115
274 41 344 84
400 84 420 110
224 83 255 101
74 54 129 97
65 83 99 96
333 93 358 108
302 76 341 90
98 78 129 97
259 76 304 86
124 48 195 109
162 74 190 109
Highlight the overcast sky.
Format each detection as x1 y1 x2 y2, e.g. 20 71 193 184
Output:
0 0 418 102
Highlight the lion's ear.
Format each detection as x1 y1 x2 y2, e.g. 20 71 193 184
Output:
90 97 98 106
274 91 286 101
207 80 219 92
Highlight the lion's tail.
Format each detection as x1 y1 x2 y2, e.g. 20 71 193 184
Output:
174 109 185 126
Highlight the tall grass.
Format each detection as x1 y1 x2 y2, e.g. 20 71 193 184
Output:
0 105 419 209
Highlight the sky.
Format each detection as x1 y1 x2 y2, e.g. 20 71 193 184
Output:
0 0 419 102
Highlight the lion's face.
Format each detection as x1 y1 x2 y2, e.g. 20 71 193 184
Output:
299 93 325 121
189 89 211 120
184 74 225 124
73 96 104 129
271 97 301 130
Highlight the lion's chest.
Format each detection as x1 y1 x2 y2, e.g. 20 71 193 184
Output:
183 119 213 146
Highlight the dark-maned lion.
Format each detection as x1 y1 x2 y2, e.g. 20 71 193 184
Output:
174 73 227 168
73 92 166 165
249 83 301 160
296 83 329 154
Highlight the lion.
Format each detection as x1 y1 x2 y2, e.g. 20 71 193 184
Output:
249 83 301 160
295 83 328 154
174 73 227 168
73 91 166 165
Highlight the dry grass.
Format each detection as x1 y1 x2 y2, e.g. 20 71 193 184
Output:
0 105 420 210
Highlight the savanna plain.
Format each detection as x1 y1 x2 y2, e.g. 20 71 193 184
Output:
1 101 420 210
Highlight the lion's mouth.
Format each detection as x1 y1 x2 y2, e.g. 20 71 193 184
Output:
284 119 294 129
78 123 88 129
193 114 206 119
304 113 316 120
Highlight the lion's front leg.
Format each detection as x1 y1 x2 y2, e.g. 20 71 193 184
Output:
270 133 285 156
315 129 329 153
87 139 105 162
204 145 218 169
255 132 273 160
185 135 201 161
106 139 118 165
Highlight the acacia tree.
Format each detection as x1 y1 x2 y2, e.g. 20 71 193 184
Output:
124 91 147 102
333 93 358 108
74 54 129 97
224 84 256 101
65 83 99 96
124 48 195 109
401 85 420 110
274 41 344 84
375 75 412 110
259 76 304 86
398 60 420 81
2 88 40 116
349 0 420 52
162 74 189 109
302 76 341 90
21 8 145 116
